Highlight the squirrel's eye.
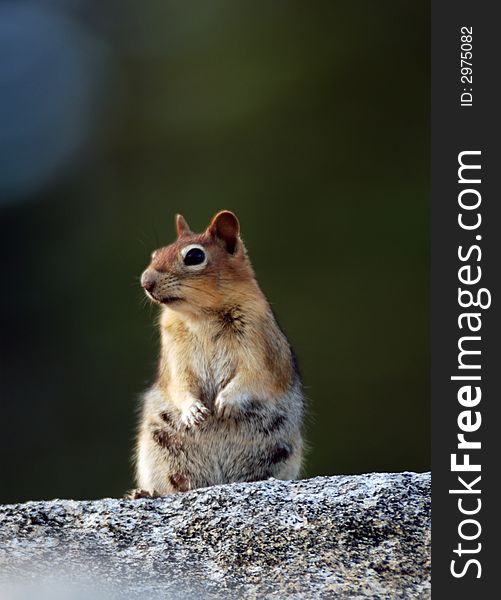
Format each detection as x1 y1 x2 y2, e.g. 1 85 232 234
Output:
183 247 206 266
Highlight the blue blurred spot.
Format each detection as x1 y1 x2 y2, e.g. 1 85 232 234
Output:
0 2 109 201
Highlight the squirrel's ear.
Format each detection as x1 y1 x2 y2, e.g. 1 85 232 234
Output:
207 210 240 254
175 214 192 238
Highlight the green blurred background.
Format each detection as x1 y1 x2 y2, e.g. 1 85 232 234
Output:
0 1 429 503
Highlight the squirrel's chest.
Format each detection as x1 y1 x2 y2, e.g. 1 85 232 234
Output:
170 332 239 397
193 337 236 380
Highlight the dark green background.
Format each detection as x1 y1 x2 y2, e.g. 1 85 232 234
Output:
0 1 429 503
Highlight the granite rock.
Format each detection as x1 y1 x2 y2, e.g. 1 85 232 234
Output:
0 472 430 599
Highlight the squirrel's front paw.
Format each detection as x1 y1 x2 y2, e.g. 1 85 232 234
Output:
214 390 249 419
180 400 210 429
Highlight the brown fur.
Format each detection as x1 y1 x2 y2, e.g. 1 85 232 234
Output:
132 210 304 496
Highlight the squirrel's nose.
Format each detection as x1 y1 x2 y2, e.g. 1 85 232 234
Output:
141 270 157 292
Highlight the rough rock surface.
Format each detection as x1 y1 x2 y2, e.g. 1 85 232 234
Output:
0 472 430 599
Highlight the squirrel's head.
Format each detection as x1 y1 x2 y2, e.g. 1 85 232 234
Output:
140 210 255 312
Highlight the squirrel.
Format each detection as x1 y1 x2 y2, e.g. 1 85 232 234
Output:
129 210 304 497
